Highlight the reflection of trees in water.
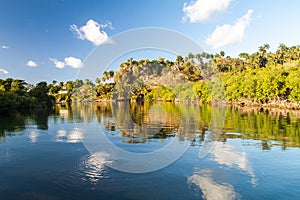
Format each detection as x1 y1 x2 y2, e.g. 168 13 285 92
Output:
55 102 114 129
53 103 72 122
0 132 5 143
127 102 151 126
113 102 179 140
223 106 300 149
33 110 50 130
55 103 300 149
70 103 94 123
108 102 300 149
95 102 113 123
2 102 300 149
111 102 208 143
68 102 113 124
0 109 53 143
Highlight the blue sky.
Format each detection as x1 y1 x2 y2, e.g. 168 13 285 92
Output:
0 0 300 83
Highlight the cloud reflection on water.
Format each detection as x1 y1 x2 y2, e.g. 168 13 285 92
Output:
188 169 238 200
211 142 257 185
28 131 39 143
189 140 257 199
56 128 83 143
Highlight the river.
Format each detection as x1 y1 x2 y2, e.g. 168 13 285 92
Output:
0 102 300 199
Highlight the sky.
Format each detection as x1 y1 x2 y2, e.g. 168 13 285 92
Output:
0 0 300 83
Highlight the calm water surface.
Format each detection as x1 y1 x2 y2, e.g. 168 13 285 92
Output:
1 102 300 200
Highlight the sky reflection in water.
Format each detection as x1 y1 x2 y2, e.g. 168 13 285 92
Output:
0 102 300 199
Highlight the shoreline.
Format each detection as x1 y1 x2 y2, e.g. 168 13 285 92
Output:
226 99 300 110
70 98 300 111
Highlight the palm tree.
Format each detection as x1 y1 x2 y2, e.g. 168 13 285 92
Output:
258 44 270 68
102 70 115 82
173 55 183 71
109 70 114 78
259 43 270 55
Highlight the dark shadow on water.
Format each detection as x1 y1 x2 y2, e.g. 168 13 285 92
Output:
0 108 55 142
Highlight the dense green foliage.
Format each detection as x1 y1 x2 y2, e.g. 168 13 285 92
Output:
220 44 300 104
100 43 300 106
0 79 54 113
1 43 300 112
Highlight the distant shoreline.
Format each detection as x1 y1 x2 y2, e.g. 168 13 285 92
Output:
226 100 300 110
63 98 300 111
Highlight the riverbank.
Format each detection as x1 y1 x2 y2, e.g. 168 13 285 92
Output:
87 97 300 111
227 99 300 110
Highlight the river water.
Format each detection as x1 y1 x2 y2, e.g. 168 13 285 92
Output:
0 102 300 199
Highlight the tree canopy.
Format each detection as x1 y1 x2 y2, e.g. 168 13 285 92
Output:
1 43 300 113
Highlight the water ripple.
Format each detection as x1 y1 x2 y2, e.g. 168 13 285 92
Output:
79 152 113 184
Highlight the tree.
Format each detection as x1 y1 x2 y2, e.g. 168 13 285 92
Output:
4 78 13 91
174 55 184 71
59 81 64 88
95 78 101 85
188 53 195 62
102 70 115 82
220 51 225 57
29 82 54 108
10 79 26 94
258 43 270 68
65 81 74 92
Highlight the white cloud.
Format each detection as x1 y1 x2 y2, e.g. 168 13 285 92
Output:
70 19 113 46
0 68 9 74
183 0 231 23
1 45 9 49
50 56 83 69
64 57 83 69
26 60 38 67
50 58 65 68
206 9 254 49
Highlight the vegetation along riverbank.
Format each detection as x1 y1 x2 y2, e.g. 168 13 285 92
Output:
1 43 300 113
